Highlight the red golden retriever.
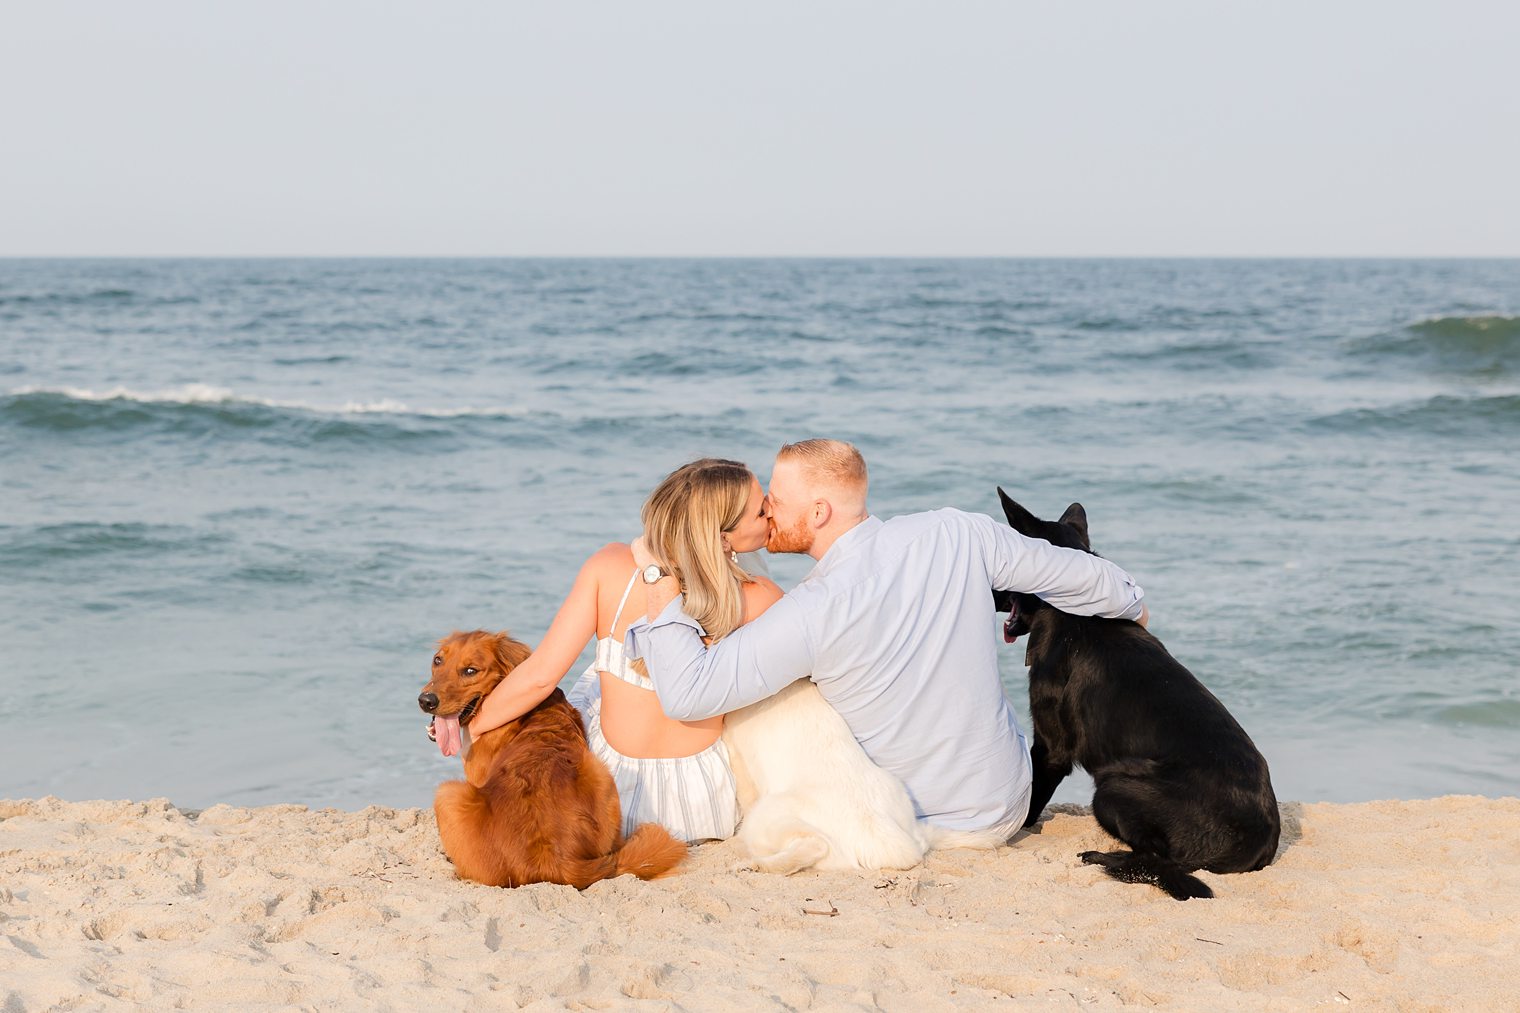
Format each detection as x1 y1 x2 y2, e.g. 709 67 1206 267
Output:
418 630 686 888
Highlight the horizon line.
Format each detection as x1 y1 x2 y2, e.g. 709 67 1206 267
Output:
4 253 1519 261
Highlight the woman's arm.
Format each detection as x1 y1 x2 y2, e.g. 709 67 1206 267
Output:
465 545 623 736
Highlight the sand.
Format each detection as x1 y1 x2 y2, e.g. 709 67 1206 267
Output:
2 795 1517 1011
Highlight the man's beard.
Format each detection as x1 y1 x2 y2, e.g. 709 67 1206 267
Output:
766 513 813 555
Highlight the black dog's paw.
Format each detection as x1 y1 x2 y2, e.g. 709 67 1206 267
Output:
1079 849 1214 899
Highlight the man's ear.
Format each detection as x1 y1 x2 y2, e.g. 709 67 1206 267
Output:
813 499 833 529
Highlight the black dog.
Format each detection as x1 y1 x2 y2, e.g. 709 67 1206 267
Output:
995 489 1280 900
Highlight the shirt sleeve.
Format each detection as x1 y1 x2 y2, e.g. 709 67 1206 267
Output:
622 593 816 720
963 510 1146 620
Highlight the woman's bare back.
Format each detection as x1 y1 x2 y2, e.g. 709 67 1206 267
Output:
587 544 780 758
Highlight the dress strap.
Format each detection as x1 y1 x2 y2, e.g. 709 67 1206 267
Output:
608 567 641 639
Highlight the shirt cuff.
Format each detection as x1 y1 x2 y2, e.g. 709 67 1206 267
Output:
1116 584 1146 622
623 594 708 659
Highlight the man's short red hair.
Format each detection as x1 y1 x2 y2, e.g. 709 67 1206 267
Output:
776 439 868 493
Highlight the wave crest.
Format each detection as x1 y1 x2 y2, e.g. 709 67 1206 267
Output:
1352 315 1520 375
0 288 131 304
0 385 527 447
1409 314 1520 345
0 522 228 566
4 385 529 419
1308 393 1520 437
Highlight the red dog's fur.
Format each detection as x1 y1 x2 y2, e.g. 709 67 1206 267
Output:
423 630 686 888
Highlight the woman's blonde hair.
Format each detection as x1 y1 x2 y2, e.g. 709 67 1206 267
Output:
641 458 754 643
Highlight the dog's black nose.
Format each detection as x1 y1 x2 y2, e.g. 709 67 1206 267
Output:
418 691 439 714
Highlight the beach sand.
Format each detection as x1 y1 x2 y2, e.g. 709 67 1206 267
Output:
2 795 1516 1010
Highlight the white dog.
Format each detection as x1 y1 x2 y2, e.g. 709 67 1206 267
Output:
722 679 1005 874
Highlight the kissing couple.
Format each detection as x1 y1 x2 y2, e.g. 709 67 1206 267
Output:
433 438 1147 868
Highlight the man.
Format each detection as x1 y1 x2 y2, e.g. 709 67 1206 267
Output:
627 439 1148 843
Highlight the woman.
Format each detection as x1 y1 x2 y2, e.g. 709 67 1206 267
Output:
454 457 782 843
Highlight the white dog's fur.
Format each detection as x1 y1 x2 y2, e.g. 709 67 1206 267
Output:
722 679 1008 874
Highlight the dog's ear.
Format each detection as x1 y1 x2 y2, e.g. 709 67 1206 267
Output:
1058 502 1090 549
491 633 532 672
997 487 1043 536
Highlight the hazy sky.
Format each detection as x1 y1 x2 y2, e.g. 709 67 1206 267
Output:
2 1 1516 256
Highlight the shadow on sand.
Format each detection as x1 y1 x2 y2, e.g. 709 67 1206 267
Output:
1011 800 1307 863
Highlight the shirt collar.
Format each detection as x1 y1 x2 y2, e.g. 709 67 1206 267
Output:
803 516 882 583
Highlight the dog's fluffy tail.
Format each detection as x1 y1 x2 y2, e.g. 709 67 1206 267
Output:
1080 849 1214 900
611 823 688 881
561 823 687 888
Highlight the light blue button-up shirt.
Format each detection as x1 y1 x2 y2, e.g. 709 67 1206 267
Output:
624 508 1146 833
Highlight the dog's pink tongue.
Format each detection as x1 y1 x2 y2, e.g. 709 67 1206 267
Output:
435 715 462 757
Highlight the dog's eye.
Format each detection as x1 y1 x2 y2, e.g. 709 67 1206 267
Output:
464 667 478 677
433 656 442 666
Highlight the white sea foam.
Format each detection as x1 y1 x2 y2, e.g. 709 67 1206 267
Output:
7 384 528 419
12 383 238 404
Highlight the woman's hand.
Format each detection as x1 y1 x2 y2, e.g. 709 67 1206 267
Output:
630 535 658 569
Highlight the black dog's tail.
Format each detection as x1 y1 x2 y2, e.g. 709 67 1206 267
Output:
1080 850 1213 900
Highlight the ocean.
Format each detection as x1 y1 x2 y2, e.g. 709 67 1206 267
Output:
2 258 1517 812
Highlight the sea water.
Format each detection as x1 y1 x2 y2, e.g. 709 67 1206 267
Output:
2 258 1517 810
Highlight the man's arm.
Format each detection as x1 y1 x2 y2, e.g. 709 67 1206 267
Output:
967 511 1147 621
624 594 815 719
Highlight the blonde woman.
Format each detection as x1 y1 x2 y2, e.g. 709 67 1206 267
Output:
448 458 781 843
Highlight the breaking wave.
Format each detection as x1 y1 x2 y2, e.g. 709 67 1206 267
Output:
1351 315 1520 375
0 385 531 447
